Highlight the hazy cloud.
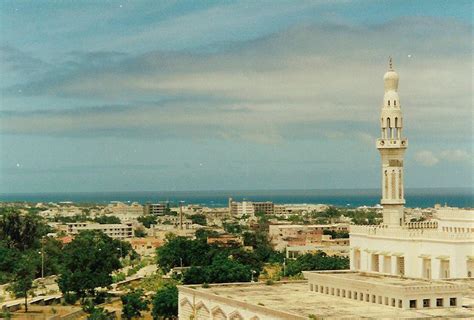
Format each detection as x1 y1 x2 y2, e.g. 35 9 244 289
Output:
1 16 471 146
415 149 471 167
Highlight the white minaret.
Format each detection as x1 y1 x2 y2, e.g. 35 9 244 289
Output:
377 58 408 226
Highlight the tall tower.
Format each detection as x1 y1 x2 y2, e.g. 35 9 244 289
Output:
377 58 408 226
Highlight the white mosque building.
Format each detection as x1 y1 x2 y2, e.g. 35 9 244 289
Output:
349 59 474 280
177 61 473 319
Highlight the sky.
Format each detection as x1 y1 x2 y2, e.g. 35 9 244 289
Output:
0 0 472 193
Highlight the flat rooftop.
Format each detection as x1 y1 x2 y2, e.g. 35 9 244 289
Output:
183 281 474 319
305 270 463 289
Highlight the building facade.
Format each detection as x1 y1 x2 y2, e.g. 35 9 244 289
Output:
350 60 474 280
64 222 134 239
144 203 166 215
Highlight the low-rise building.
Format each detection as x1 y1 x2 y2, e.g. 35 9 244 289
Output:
207 234 243 247
126 237 162 256
269 224 349 251
64 222 134 239
144 203 166 215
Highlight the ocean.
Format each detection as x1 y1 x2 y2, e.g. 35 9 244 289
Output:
0 188 472 209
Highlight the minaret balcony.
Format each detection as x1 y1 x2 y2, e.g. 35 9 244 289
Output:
376 138 407 149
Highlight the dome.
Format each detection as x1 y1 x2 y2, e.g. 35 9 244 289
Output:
383 57 399 92
384 70 399 92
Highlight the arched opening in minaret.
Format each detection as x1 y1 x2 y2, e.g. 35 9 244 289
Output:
394 117 399 139
399 170 403 199
384 170 388 198
387 118 392 139
394 100 397 106
388 100 390 106
391 170 396 199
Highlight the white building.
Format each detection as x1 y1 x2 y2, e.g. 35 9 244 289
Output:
64 222 134 239
350 60 474 280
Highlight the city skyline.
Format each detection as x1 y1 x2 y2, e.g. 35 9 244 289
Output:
0 1 472 193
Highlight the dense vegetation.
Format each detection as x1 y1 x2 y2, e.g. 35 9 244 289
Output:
0 208 137 311
58 230 135 301
285 252 349 276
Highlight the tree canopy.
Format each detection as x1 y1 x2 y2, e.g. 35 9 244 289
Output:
152 283 178 319
285 251 349 276
58 230 131 299
121 289 149 319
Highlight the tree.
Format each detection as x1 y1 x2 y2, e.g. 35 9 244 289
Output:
194 229 219 241
134 227 147 237
152 283 178 319
138 215 158 228
323 206 341 223
121 289 149 319
58 231 123 300
0 211 43 251
83 300 114 320
8 253 37 312
94 215 121 224
323 230 349 239
223 222 243 234
285 252 349 276
189 214 207 226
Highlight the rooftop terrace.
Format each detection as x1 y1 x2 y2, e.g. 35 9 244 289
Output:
181 279 474 319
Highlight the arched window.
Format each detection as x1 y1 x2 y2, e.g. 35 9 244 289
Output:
399 171 402 199
391 170 396 199
388 100 390 106
394 100 397 106
395 117 398 127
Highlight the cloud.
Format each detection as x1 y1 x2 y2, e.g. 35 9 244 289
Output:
1 17 471 145
415 149 471 167
440 149 471 163
415 150 439 167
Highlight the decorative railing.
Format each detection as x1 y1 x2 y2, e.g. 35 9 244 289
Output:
405 221 438 229
350 225 473 240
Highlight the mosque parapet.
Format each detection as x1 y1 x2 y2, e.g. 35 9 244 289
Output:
350 224 473 240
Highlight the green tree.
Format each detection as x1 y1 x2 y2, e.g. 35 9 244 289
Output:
285 251 349 276
323 230 349 239
83 300 113 320
152 283 178 320
134 227 147 237
58 231 123 300
0 211 43 251
121 289 149 319
189 214 207 226
194 229 219 241
94 215 121 224
223 222 243 234
138 215 158 228
323 206 341 223
8 253 37 312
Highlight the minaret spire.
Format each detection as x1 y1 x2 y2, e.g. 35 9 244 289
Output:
377 61 407 227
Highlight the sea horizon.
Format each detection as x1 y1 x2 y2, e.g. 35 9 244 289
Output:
1 187 472 209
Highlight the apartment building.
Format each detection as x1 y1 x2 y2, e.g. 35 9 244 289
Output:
65 222 134 239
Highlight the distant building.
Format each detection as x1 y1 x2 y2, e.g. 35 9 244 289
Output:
229 198 274 216
144 203 166 215
64 222 134 239
126 237 162 256
104 201 143 216
207 234 243 247
269 224 349 251
253 202 274 215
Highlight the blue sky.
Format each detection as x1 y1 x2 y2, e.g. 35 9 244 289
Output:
0 0 472 193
